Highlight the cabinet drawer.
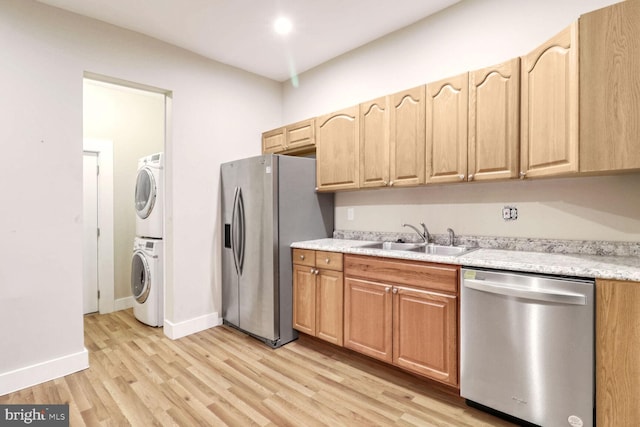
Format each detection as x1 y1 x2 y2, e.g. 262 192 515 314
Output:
293 249 315 267
344 254 458 294
316 251 343 271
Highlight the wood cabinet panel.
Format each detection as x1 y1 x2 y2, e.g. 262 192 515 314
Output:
359 97 390 188
316 270 344 346
286 119 315 153
316 106 360 191
293 264 316 335
344 277 393 362
344 254 458 294
315 251 343 272
469 58 520 181
293 250 344 346
580 1 640 173
393 286 458 385
426 73 469 184
596 279 640 427
292 248 315 268
390 86 426 187
521 22 579 178
262 128 285 154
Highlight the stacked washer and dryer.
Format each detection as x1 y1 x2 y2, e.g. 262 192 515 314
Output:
131 153 164 327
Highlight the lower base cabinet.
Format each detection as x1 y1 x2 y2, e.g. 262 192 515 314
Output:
596 278 640 426
292 249 344 346
344 254 459 387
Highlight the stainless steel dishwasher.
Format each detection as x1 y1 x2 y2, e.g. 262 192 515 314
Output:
460 268 594 427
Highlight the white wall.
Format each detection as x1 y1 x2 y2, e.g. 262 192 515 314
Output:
282 0 640 242
0 0 280 394
83 80 165 301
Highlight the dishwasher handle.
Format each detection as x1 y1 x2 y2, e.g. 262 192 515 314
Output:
463 278 587 305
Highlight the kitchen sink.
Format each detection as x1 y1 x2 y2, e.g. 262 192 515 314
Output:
357 241 424 251
357 241 475 256
410 244 475 256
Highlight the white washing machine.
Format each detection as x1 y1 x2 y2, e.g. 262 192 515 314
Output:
135 152 163 239
131 237 163 327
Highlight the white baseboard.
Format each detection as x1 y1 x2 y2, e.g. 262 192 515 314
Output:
114 296 134 311
0 349 89 396
163 312 222 340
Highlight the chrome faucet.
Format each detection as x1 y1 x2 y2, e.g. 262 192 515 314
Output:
447 228 456 246
402 222 430 243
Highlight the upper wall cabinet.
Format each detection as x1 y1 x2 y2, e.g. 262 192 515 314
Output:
520 22 579 179
426 73 469 184
390 86 426 187
359 96 390 188
580 0 640 173
469 58 520 181
262 119 315 155
316 106 360 191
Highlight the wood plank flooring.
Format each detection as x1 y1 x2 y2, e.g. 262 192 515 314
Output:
1 310 514 426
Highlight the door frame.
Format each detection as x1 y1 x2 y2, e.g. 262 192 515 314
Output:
83 138 115 314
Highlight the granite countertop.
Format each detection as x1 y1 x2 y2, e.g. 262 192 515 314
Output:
291 238 640 282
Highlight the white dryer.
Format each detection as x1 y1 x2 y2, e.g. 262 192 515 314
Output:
135 152 163 238
131 237 163 327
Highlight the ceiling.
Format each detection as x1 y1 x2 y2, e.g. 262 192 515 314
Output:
36 0 460 82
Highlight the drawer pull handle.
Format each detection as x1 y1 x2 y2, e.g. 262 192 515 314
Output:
300 254 305 260
325 258 330 264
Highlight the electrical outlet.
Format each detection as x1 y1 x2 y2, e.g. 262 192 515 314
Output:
347 208 354 221
502 206 518 221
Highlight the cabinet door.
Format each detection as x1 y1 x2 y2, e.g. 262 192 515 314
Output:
344 277 393 363
286 119 315 154
393 286 458 386
316 269 344 346
316 106 360 191
521 22 578 178
390 86 425 187
262 128 285 154
469 59 520 181
580 1 640 173
359 97 390 188
426 73 469 184
292 264 316 335
596 279 640 427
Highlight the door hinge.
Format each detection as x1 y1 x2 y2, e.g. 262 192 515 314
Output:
96 165 100 175
97 290 101 299
97 227 100 238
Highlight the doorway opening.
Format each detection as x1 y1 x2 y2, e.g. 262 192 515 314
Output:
82 73 169 318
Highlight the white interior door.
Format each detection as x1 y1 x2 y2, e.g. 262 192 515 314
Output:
83 152 99 314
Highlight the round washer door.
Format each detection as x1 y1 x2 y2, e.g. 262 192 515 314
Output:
131 251 151 304
135 167 157 219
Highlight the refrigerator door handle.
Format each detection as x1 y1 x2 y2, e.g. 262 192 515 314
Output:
231 187 241 275
236 187 246 275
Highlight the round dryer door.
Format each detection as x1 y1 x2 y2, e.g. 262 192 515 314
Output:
131 251 151 304
135 167 157 219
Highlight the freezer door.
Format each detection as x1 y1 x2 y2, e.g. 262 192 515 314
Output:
220 161 240 327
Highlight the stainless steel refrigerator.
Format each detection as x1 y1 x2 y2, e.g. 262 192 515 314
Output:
220 154 334 348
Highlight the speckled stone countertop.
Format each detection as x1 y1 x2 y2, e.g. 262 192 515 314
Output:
291 238 640 282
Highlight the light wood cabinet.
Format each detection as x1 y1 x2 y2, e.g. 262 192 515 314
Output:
469 58 520 181
359 96 390 188
426 73 469 184
316 106 360 191
596 278 640 427
520 22 579 178
262 119 315 155
344 254 459 386
359 86 426 189
390 86 426 187
580 1 640 173
292 249 344 346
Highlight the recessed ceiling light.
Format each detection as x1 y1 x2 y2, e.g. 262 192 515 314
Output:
274 16 292 35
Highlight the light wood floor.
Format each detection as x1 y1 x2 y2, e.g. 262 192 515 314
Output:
1 309 514 426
